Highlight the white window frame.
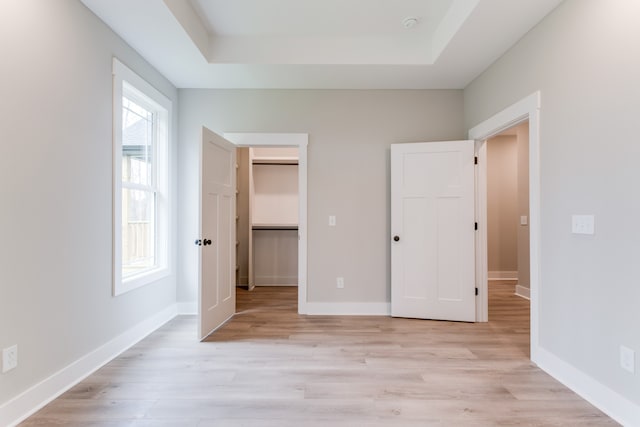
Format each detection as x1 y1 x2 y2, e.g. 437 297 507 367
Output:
112 58 171 296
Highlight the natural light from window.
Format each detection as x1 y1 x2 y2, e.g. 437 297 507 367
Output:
113 58 171 296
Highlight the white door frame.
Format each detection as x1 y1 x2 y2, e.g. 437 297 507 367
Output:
468 91 541 362
223 133 309 315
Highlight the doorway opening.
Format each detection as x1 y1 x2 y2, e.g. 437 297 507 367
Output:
469 91 541 362
486 122 530 300
236 146 299 308
224 133 309 314
485 122 531 356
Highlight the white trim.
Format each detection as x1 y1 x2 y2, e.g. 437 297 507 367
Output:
112 59 172 108
305 302 391 316
112 58 173 296
177 302 197 315
536 347 640 427
224 133 309 314
515 285 530 300
488 270 518 280
469 93 539 140
0 305 177 427
474 139 488 323
469 91 541 364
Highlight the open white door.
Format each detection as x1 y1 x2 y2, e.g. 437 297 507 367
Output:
198 127 236 340
391 140 476 322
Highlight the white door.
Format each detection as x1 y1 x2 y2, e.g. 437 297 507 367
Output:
199 127 236 340
391 141 476 322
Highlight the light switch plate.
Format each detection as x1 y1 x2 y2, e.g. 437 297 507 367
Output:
329 215 336 226
520 216 528 226
571 215 595 235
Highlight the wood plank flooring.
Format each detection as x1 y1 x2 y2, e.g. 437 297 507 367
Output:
21 284 617 426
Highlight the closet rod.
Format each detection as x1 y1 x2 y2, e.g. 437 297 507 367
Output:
252 226 299 231
252 162 298 166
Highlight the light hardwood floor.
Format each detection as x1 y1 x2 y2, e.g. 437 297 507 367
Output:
21 284 617 426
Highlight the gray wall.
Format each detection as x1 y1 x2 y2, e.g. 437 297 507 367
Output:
177 90 465 305
0 0 178 406
465 0 639 405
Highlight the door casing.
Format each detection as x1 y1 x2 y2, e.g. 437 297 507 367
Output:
469 91 541 362
224 133 309 314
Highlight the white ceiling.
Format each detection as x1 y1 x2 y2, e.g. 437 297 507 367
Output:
80 0 563 89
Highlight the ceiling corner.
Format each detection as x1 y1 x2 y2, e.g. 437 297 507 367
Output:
162 0 210 61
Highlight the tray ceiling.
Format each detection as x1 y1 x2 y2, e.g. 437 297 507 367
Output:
81 0 563 89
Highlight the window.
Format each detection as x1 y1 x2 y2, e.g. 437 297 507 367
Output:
112 58 171 295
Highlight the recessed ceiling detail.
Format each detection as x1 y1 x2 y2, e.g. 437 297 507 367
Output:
177 0 478 65
80 0 563 89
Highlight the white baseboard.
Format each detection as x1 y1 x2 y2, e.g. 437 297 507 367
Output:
488 270 518 280
304 302 390 316
535 347 640 427
515 285 530 300
177 301 197 315
0 305 178 427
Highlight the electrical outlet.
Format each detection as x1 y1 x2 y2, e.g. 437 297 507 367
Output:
336 277 344 289
620 345 635 374
2 345 18 373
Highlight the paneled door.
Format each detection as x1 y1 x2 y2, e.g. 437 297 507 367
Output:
198 127 236 340
391 141 476 322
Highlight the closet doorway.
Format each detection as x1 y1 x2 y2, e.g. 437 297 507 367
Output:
486 121 531 301
224 133 308 314
239 146 299 291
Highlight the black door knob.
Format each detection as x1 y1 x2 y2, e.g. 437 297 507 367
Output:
195 239 202 246
203 239 212 246
393 236 400 242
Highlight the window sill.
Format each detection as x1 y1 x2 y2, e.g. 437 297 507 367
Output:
114 267 170 296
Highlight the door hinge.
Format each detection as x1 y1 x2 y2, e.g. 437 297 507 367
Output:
474 156 478 165
475 287 479 296
474 222 478 230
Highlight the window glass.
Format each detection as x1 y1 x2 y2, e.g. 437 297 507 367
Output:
112 58 170 295
122 97 153 186
122 188 156 278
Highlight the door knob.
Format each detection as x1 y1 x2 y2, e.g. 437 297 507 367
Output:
393 236 400 242
195 239 202 246
203 239 212 246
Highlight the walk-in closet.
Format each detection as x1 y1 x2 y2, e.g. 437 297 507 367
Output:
236 147 299 290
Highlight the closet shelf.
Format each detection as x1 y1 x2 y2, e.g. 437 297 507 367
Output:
252 224 298 231
252 157 298 165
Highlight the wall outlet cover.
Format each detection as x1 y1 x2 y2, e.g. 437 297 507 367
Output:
2 345 18 373
620 345 635 374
